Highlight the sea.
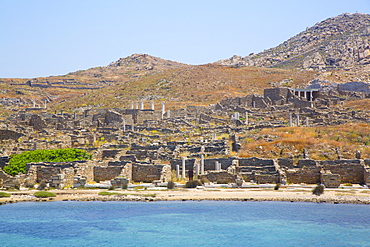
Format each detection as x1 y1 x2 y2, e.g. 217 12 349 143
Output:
0 200 369 247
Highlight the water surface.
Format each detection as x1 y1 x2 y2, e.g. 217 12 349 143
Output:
0 201 369 246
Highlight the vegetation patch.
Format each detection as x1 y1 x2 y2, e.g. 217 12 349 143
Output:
98 191 124 196
312 185 325 196
185 180 202 188
3 148 92 176
34 191 56 198
0 192 11 198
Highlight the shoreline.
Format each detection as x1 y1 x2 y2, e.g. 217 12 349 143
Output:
1 187 370 205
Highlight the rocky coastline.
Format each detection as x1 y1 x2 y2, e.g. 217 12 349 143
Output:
1 187 370 205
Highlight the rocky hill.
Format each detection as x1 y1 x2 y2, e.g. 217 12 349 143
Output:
218 13 370 71
68 53 189 80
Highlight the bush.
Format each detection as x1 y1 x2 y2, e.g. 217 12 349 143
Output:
274 183 280 190
3 148 92 176
34 191 56 198
0 192 11 198
312 185 325 196
167 180 175 189
185 180 202 188
98 191 121 196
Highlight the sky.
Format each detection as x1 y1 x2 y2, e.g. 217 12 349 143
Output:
1 0 369 78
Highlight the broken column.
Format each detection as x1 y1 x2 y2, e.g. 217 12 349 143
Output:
122 119 126 132
161 102 165 115
182 157 186 179
176 164 180 178
212 133 216 141
201 155 205 175
296 113 300 126
289 113 293 127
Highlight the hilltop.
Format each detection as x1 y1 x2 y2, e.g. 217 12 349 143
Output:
218 13 370 71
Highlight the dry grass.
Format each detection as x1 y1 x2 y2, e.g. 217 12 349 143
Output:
239 123 370 160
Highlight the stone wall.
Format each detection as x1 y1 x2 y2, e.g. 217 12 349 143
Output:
203 171 237 183
203 158 234 171
319 160 365 184
25 161 94 188
0 156 9 169
136 110 162 124
264 87 290 105
321 172 341 188
254 173 280 184
170 159 197 171
93 166 125 182
0 130 24 141
285 164 321 184
131 164 171 182
102 149 120 159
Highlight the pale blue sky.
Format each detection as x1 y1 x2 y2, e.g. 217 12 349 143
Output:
1 0 369 78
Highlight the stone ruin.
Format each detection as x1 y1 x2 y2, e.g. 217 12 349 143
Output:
0 84 369 189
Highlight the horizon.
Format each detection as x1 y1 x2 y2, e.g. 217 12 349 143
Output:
1 0 370 78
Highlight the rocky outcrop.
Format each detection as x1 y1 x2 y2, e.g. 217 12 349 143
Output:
218 13 370 71
108 54 187 70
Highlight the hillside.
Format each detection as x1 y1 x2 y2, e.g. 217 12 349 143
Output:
0 54 315 114
218 13 370 71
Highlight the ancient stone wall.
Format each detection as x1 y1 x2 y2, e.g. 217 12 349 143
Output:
93 166 124 182
255 173 280 184
288 98 313 108
0 156 9 169
102 149 120 159
203 171 237 183
203 158 234 171
286 167 321 184
238 157 275 167
136 111 162 124
131 164 171 182
277 158 294 169
170 159 197 171
321 172 341 188
264 87 290 104
319 160 365 184
0 130 24 141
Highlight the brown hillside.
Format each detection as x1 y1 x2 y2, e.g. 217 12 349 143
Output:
54 64 315 111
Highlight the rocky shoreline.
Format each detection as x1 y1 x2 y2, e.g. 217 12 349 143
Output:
1 188 370 205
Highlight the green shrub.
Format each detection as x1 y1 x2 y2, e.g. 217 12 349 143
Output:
167 180 175 189
274 183 280 190
0 192 11 198
3 148 92 176
98 191 121 196
142 193 156 197
34 191 56 198
343 183 352 187
312 185 325 196
185 180 202 188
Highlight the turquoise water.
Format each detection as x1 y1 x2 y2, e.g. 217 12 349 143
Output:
0 201 369 247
